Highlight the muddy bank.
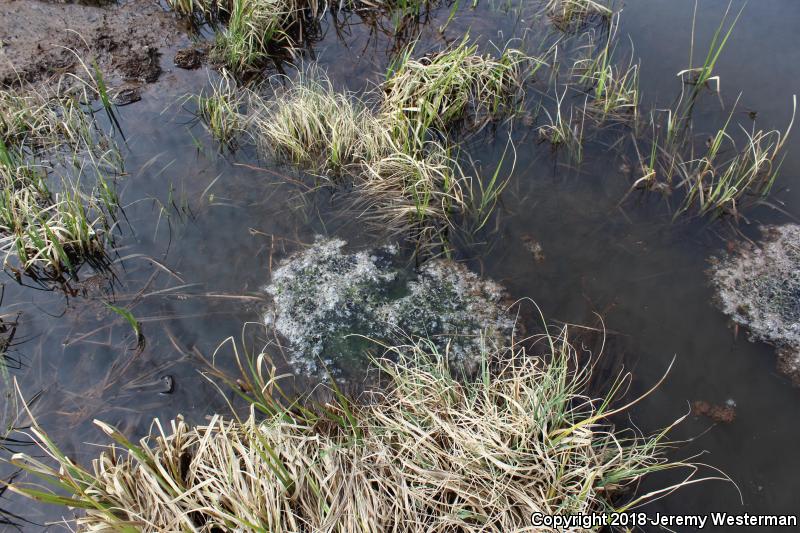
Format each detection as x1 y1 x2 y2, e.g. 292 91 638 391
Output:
0 0 189 92
709 224 800 385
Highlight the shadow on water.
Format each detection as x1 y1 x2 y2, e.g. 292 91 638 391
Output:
1 0 800 529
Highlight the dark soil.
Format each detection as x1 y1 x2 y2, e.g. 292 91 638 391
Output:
0 0 185 89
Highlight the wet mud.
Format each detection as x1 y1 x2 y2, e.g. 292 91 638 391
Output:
0 0 186 92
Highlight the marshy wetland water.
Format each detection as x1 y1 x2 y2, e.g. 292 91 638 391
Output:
1 0 800 530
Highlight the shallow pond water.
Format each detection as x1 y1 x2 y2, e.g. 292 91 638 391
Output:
2 0 800 530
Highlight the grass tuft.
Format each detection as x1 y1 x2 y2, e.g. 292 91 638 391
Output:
252 73 383 173
248 42 527 251
10 329 705 531
628 94 797 220
573 21 640 123
192 70 251 147
358 141 465 245
537 85 586 163
381 39 528 153
167 0 321 73
677 1 743 97
673 96 796 219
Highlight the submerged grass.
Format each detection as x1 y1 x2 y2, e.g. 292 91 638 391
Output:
215 0 311 73
538 85 586 163
252 72 471 247
1 302 34 528
358 141 466 246
657 1 742 163
0 72 123 279
167 0 444 69
672 96 796 219
192 70 250 147
0 173 111 276
10 329 704 531
1 91 98 156
165 0 223 17
0 306 18 373
627 95 797 221
678 1 743 97
573 22 640 123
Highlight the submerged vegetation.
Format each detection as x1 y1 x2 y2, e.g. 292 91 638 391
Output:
677 1 743 97
10 331 699 531
538 85 587 163
0 307 18 372
630 87 796 221
709 224 800 386
168 0 285 72
169 0 796 226
572 22 640 123
1 295 32 528
192 70 250 147
166 0 320 73
0 72 123 280
264 238 516 377
672 97 796 218
622 2 796 220
166 0 451 73
214 0 319 73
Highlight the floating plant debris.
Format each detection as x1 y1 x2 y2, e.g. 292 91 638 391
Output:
709 224 800 385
